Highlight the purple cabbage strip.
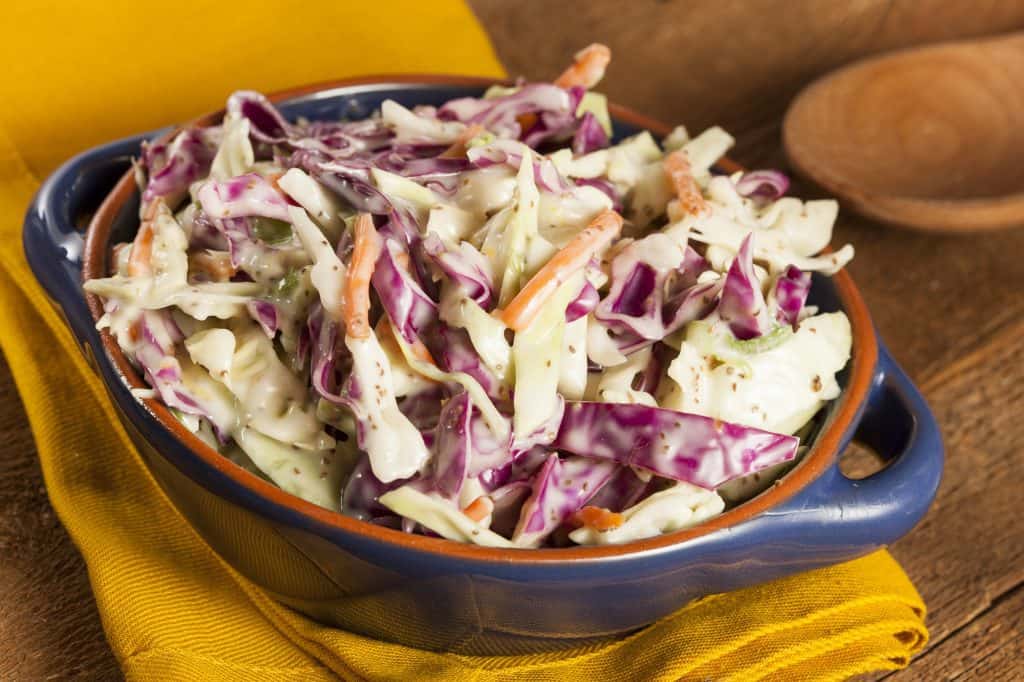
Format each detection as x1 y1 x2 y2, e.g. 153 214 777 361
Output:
521 86 586 148
342 455 405 521
595 236 671 341
422 234 495 309
132 311 232 438
397 386 447 433
512 453 617 547
473 442 546 492
565 278 599 323
213 217 259 270
585 466 655 513
438 83 572 139
572 111 610 155
292 153 395 215
300 119 394 155
464 408 513 477
554 401 799 490
197 173 292 222
227 90 291 142
142 128 214 209
307 304 359 421
428 324 507 401
675 246 710 292
588 247 721 357
373 153 471 197
661 277 725 337
487 481 533 537
431 391 474 498
735 169 790 201
372 238 438 344
187 211 229 251
773 265 812 327
595 236 716 344
718 234 771 340
466 142 571 193
246 300 279 337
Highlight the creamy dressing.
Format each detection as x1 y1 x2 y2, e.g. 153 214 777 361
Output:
512 273 583 439
663 314 851 435
439 286 512 384
87 84 857 544
345 333 430 482
288 206 346 320
569 482 724 545
187 322 332 450
278 168 347 242
378 486 514 547
210 113 254 180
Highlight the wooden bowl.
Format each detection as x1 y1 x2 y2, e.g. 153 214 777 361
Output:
784 33 1024 233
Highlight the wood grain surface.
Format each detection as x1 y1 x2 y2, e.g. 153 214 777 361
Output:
784 32 1024 233
3 1 1024 678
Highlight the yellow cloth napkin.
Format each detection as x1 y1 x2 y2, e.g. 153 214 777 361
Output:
0 1 928 679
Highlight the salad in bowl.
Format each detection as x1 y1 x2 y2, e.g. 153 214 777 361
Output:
84 45 854 549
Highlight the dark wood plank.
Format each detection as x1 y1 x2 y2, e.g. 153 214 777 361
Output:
875 320 1024 679
885 582 1024 680
469 0 1024 158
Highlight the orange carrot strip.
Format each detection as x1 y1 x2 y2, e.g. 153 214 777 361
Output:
554 43 612 90
439 124 485 159
462 496 494 523
498 209 623 331
377 314 437 367
189 250 236 282
344 213 380 339
128 199 167 276
573 505 624 532
663 150 708 216
516 113 537 134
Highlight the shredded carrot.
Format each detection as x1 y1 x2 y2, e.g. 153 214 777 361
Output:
498 209 623 331
462 496 494 523
264 171 286 194
554 43 612 90
189 250 236 282
344 213 380 339
110 243 131 274
572 506 624 532
127 201 163 277
663 149 708 216
439 124 485 159
516 113 537 134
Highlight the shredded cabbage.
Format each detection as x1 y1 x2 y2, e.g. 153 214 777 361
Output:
87 50 857 545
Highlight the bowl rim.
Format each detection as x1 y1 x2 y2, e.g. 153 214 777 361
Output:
81 74 877 564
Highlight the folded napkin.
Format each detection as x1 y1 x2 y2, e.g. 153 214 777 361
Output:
0 1 927 679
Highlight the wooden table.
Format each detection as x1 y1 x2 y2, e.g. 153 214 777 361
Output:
3 1 1023 678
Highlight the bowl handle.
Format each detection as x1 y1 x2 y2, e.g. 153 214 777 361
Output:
755 342 944 549
23 132 160 350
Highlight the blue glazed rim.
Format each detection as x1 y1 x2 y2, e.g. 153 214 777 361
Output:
25 75 944 570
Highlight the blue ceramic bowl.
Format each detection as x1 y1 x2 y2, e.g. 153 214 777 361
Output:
24 76 943 655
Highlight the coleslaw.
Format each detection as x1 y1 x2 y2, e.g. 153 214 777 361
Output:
85 44 854 547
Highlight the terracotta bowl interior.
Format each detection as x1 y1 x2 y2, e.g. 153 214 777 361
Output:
82 75 877 564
